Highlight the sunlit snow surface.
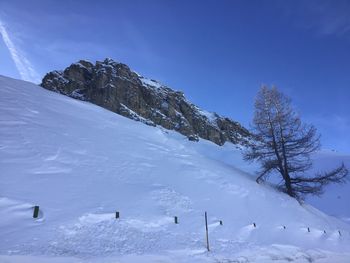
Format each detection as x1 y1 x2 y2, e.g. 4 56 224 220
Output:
0 75 349 262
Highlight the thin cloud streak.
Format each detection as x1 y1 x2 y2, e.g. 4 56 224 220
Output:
0 19 40 83
305 0 350 37
275 0 350 40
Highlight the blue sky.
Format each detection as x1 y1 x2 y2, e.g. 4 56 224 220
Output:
0 0 349 153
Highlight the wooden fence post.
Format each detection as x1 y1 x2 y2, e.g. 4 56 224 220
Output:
33 206 39 218
205 211 210 251
174 216 178 224
115 211 120 219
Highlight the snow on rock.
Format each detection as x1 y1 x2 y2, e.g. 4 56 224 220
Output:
0 75 350 262
197 108 217 123
140 77 163 90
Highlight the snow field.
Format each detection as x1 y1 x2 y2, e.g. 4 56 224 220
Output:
1 76 350 262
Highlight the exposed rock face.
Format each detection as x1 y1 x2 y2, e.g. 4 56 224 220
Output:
41 58 250 145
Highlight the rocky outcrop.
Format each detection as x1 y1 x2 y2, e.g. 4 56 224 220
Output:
41 58 250 146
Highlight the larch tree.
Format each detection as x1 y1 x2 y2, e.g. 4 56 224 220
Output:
244 86 348 200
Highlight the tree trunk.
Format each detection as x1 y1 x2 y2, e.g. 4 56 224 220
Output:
284 171 294 197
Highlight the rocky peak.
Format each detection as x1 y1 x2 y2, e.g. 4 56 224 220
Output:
41 58 250 146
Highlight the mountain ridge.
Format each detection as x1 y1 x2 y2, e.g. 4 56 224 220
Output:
41 58 250 146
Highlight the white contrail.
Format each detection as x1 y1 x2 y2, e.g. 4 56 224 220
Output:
0 19 40 83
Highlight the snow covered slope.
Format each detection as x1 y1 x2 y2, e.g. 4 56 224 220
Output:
307 151 350 223
1 75 350 262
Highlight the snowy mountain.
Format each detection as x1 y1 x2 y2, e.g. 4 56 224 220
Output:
1 75 350 262
40 58 250 146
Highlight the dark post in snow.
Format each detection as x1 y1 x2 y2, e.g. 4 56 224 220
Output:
338 230 342 236
204 211 210 251
253 223 256 228
307 227 310 232
219 220 223 226
283 225 286 229
174 216 178 224
115 211 119 219
33 206 39 218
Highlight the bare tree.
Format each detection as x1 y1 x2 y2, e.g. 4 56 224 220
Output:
244 86 348 199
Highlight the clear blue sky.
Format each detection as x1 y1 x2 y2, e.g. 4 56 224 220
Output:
0 0 349 153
